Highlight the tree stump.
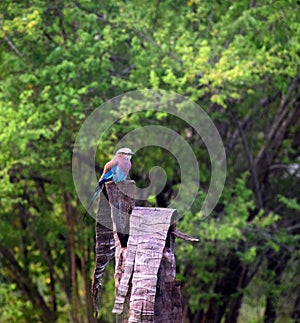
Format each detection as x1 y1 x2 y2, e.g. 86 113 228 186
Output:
112 207 182 323
92 181 198 322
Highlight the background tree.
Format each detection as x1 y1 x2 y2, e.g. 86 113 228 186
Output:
0 0 299 322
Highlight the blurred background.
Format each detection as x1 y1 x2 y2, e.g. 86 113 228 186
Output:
0 1 299 322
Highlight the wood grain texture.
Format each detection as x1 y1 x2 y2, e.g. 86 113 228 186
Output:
91 191 115 316
106 181 135 248
113 207 180 322
106 181 135 322
92 182 185 322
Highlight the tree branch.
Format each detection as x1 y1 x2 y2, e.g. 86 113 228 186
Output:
2 30 23 57
255 79 299 167
230 109 264 209
172 229 199 242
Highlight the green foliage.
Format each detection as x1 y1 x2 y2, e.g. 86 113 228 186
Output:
0 0 299 321
0 283 35 322
278 195 300 211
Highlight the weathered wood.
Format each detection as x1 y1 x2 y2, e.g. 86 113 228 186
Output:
113 207 178 323
154 223 184 322
91 181 196 322
105 181 135 323
154 247 182 323
106 181 135 248
172 229 199 242
91 191 115 317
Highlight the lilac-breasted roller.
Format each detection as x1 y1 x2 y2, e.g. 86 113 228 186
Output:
83 147 134 219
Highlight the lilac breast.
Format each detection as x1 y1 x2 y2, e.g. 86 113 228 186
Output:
112 159 131 182
119 159 131 174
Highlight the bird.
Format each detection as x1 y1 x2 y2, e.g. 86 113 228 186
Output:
83 147 134 219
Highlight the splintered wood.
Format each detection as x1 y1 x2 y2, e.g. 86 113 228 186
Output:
106 181 136 322
91 191 115 317
91 181 187 322
105 181 135 248
113 207 178 323
154 243 182 322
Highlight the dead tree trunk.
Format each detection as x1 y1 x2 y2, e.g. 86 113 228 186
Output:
92 181 198 322
112 207 181 323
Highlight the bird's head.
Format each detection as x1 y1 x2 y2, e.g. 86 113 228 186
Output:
115 147 135 160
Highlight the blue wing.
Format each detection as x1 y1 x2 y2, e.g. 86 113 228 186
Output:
82 169 114 220
99 169 113 185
